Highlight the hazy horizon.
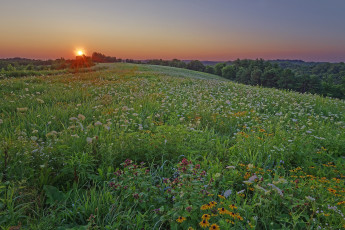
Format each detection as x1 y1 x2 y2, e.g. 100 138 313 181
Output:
1 0 345 62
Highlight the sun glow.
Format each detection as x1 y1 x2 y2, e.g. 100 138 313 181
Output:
77 50 84 56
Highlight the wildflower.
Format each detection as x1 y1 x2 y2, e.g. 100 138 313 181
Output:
86 137 93 144
188 227 194 230
327 188 336 194
235 214 244 221
17 107 28 112
268 183 284 197
209 201 217 208
228 211 235 217
218 195 225 199
176 216 186 223
78 114 86 121
37 98 44 104
337 201 345 205
201 204 211 210
209 224 220 230
225 219 234 224
229 204 237 210
226 166 236 169
94 121 102 126
46 131 58 138
199 220 210 228
224 189 232 198
218 207 228 215
186 206 192 212
202 214 211 220
305 196 315 201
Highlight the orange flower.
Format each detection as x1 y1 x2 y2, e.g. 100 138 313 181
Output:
218 207 228 215
176 216 186 223
199 220 210 228
209 224 220 230
202 214 211 220
229 204 237 210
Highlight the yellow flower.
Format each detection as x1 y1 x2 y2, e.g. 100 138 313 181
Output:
199 220 210 228
229 204 237 210
337 201 345 205
228 211 235 218
209 224 220 230
209 201 217 208
218 207 228 215
235 213 243 221
202 214 211 220
225 219 235 224
327 188 336 194
201 204 212 210
176 216 186 223
188 227 194 230
218 195 225 199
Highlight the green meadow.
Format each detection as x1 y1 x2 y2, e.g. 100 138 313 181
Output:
0 63 344 229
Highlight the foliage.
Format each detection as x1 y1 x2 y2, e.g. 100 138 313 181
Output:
0 63 344 229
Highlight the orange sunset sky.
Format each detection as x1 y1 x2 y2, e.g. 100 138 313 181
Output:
1 0 345 62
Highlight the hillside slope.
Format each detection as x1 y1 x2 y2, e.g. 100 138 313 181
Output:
0 63 344 229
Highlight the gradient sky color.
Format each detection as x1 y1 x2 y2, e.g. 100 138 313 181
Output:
1 0 345 62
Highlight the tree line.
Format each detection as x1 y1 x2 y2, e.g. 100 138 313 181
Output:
146 59 345 99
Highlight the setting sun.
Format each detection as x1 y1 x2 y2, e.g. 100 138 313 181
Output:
77 50 84 56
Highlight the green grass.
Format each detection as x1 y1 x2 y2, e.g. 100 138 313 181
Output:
0 63 344 229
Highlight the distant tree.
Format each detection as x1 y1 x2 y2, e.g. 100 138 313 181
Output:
186 60 205 72
205 65 215 74
222 65 236 80
262 68 279 87
214 63 226 76
250 68 262 85
92 52 117 63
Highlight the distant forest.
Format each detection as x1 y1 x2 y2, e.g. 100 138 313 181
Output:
147 59 345 99
1 56 344 99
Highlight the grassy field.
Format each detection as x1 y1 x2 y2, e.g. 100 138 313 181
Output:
0 63 344 229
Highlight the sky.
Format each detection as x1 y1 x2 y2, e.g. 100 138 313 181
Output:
0 0 345 62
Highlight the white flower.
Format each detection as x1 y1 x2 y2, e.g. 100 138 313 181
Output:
226 166 236 169
17 107 28 112
78 114 86 121
37 98 44 104
31 136 38 141
305 196 315 201
268 183 283 197
0 119 3 124
94 121 102 126
86 137 93 144
46 131 58 138
224 189 232 198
